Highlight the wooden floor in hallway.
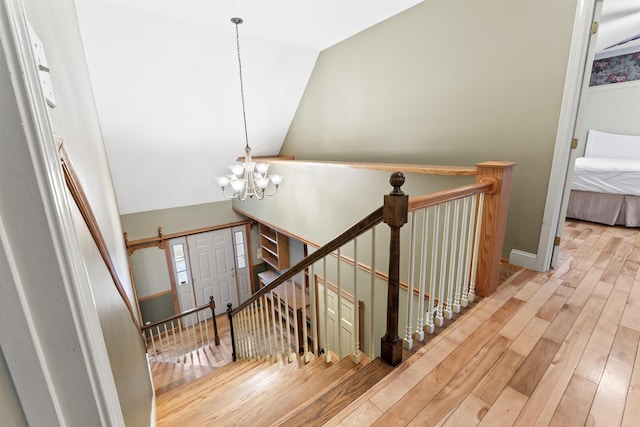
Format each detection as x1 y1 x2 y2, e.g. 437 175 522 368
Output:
327 220 640 426
152 220 640 426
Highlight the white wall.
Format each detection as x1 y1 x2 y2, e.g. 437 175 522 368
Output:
577 80 640 149
74 0 318 214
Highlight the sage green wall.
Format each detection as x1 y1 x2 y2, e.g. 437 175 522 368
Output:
121 200 245 241
235 162 473 248
130 247 172 298
280 0 577 256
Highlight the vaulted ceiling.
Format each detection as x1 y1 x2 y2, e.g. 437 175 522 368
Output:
74 0 637 215
74 0 423 214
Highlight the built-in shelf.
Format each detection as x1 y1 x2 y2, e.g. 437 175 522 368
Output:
259 223 290 271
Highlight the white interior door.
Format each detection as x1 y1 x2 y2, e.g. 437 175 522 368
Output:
187 229 239 317
232 225 251 304
317 281 356 359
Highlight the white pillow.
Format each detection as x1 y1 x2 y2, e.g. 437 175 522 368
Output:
585 129 640 159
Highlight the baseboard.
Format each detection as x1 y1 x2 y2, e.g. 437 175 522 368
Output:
508 249 540 271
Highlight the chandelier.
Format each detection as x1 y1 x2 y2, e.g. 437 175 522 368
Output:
216 17 283 201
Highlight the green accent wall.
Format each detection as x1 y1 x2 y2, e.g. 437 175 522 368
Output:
140 293 176 326
280 0 578 257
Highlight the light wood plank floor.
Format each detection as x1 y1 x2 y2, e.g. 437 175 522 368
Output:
326 220 640 426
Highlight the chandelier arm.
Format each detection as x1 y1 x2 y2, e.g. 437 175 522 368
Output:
220 186 240 199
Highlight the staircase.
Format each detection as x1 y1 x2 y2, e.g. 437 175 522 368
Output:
153 354 393 426
148 164 516 425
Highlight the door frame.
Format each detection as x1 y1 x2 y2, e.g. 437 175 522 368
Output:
509 0 598 271
164 222 254 316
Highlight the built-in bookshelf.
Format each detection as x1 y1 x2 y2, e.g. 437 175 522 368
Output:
259 223 290 271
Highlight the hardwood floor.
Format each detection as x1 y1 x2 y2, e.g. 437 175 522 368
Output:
153 220 640 426
327 220 640 426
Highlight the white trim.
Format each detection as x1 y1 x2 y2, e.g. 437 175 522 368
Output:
508 249 539 271
1 0 124 424
535 0 596 272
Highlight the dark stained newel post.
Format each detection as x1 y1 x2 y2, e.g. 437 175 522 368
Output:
381 172 408 366
209 296 220 345
227 303 237 361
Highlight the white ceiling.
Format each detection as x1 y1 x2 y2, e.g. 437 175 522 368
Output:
596 0 640 57
74 0 640 215
94 0 424 51
74 0 424 214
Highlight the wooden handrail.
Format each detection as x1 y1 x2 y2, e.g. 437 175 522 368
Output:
141 296 219 346
230 206 384 315
408 181 494 212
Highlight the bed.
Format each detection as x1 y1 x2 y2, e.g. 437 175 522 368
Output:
567 129 640 227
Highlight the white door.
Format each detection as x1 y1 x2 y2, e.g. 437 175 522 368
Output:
232 225 251 304
317 281 356 359
187 229 239 317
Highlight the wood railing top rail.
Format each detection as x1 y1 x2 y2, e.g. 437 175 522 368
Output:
231 206 385 315
262 159 478 176
141 302 211 332
408 181 494 212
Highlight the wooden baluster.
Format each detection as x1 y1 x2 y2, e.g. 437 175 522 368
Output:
461 195 476 307
474 161 516 297
156 326 165 362
323 257 331 363
291 278 300 360
416 208 429 341
261 294 272 360
381 172 408 367
445 200 460 319
454 197 470 312
301 271 310 363
337 248 342 358
149 329 157 361
369 227 376 360
352 238 361 364
209 296 220 345
163 323 172 361
227 303 237 362
426 205 439 334
309 263 319 358
404 213 416 350
270 289 280 361
436 203 448 327
171 321 178 361
177 319 185 362
469 193 485 302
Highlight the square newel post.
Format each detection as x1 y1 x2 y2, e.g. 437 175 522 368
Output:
474 161 516 298
381 172 408 367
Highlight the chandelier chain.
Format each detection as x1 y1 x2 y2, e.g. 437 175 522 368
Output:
234 20 250 149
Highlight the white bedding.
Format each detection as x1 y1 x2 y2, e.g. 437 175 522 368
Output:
572 157 640 196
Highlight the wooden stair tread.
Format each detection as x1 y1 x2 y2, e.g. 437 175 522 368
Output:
274 358 394 426
222 356 364 426
151 361 215 394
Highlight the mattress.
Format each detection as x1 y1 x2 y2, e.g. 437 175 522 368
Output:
571 157 640 196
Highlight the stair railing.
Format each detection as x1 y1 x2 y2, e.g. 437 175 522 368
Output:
228 161 515 366
141 296 220 363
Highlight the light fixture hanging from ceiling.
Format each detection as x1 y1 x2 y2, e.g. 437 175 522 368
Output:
216 17 283 201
